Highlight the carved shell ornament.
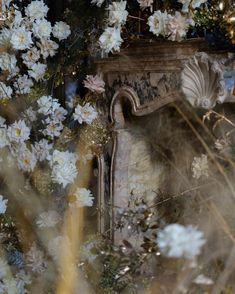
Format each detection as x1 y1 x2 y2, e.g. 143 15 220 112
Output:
181 53 225 109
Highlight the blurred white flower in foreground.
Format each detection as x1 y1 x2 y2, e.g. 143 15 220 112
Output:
0 258 8 279
52 21 71 41
83 75 105 94
36 210 60 228
191 154 209 179
0 196 7 214
26 244 47 273
99 27 123 53
48 236 70 261
12 143 37 172
157 224 206 259
73 103 98 124
70 188 94 208
50 150 78 188
193 274 214 285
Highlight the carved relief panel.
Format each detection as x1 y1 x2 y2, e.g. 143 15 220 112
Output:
96 40 231 239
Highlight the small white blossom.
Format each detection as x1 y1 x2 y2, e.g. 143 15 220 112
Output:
0 53 17 73
83 75 105 94
157 224 206 259
7 120 30 143
33 19 52 39
36 210 60 228
191 154 209 179
10 27 33 50
51 162 78 188
137 0 153 10
108 1 128 27
99 26 123 53
178 0 207 12
28 62 46 81
70 188 94 208
42 118 63 138
22 47 40 68
26 243 47 273
33 139 53 161
37 95 60 115
0 196 7 214
52 21 71 41
14 75 33 94
73 103 98 124
25 0 49 20
37 39 59 59
0 28 11 48
23 107 37 123
14 143 37 172
148 10 169 37
167 11 191 42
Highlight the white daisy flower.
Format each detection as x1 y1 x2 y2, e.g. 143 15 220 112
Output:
14 75 33 94
73 103 98 124
32 19 52 39
42 118 63 138
28 62 47 81
108 1 128 27
7 120 30 143
37 95 60 115
14 143 37 172
148 10 169 37
33 139 53 161
70 188 94 208
10 27 33 50
25 0 49 20
99 26 123 53
22 47 40 69
37 38 59 59
52 21 71 41
0 53 17 73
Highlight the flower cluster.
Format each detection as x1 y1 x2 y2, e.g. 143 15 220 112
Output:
93 0 208 53
0 0 71 103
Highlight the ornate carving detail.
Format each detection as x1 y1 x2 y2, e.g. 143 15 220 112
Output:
106 72 181 106
181 53 225 109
